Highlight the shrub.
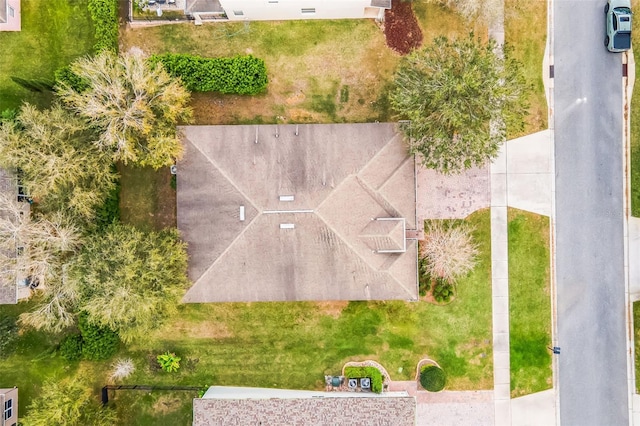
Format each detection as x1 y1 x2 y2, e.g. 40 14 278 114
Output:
88 0 119 53
150 54 268 95
78 313 119 361
94 170 120 229
59 334 84 361
418 257 431 296
110 358 135 381
157 352 181 373
0 108 18 123
54 66 90 93
432 277 454 303
420 365 446 392
343 366 383 393
0 314 18 357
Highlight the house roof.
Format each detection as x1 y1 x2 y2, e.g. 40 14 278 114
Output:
177 123 418 303
0 0 6 24
193 386 416 426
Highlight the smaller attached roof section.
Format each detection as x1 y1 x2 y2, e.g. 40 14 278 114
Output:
194 386 416 426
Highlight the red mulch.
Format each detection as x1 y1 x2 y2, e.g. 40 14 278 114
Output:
384 0 423 55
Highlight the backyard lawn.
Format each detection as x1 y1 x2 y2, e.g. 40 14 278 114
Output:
0 0 94 111
0 209 492 424
118 164 177 231
508 209 552 397
120 3 483 125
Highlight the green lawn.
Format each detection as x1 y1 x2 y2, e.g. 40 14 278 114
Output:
0 209 492 424
0 0 95 111
508 209 552 397
634 301 640 392
118 164 176 231
631 0 640 216
505 0 549 138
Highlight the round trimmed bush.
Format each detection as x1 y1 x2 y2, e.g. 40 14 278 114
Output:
420 365 446 392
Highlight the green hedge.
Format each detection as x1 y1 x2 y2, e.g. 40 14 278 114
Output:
78 313 119 361
419 365 446 392
88 0 119 53
343 366 384 393
150 54 268 95
59 334 84 361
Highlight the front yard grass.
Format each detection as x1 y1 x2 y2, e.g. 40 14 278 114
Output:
1 209 493 424
0 0 95 111
505 0 549 138
634 301 640 392
631 0 640 216
508 209 552 397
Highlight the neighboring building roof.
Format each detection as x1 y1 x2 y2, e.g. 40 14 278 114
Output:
177 123 419 303
0 0 6 23
0 0 20 31
193 386 416 426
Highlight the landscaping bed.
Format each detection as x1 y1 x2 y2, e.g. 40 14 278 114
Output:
384 0 423 54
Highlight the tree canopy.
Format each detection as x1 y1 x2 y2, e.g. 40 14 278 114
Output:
21 376 116 426
0 104 117 221
70 223 189 343
390 33 529 173
56 50 193 169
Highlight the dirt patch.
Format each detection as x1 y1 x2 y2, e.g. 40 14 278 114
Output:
169 320 234 339
384 0 423 55
152 395 184 414
315 301 349 318
155 167 177 229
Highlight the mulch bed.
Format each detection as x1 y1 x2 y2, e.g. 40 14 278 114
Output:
384 0 423 55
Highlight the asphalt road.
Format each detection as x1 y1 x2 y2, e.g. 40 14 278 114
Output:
553 1 629 425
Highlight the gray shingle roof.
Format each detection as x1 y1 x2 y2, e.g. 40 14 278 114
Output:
177 123 419 303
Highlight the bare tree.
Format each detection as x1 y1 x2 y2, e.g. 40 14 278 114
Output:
0 191 79 290
0 104 117 222
18 271 79 333
56 50 193 169
420 221 479 282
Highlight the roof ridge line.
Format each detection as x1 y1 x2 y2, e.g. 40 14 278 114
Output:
187 134 261 214
184 136 261 289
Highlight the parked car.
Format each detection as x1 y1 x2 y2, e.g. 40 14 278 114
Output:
605 0 633 52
